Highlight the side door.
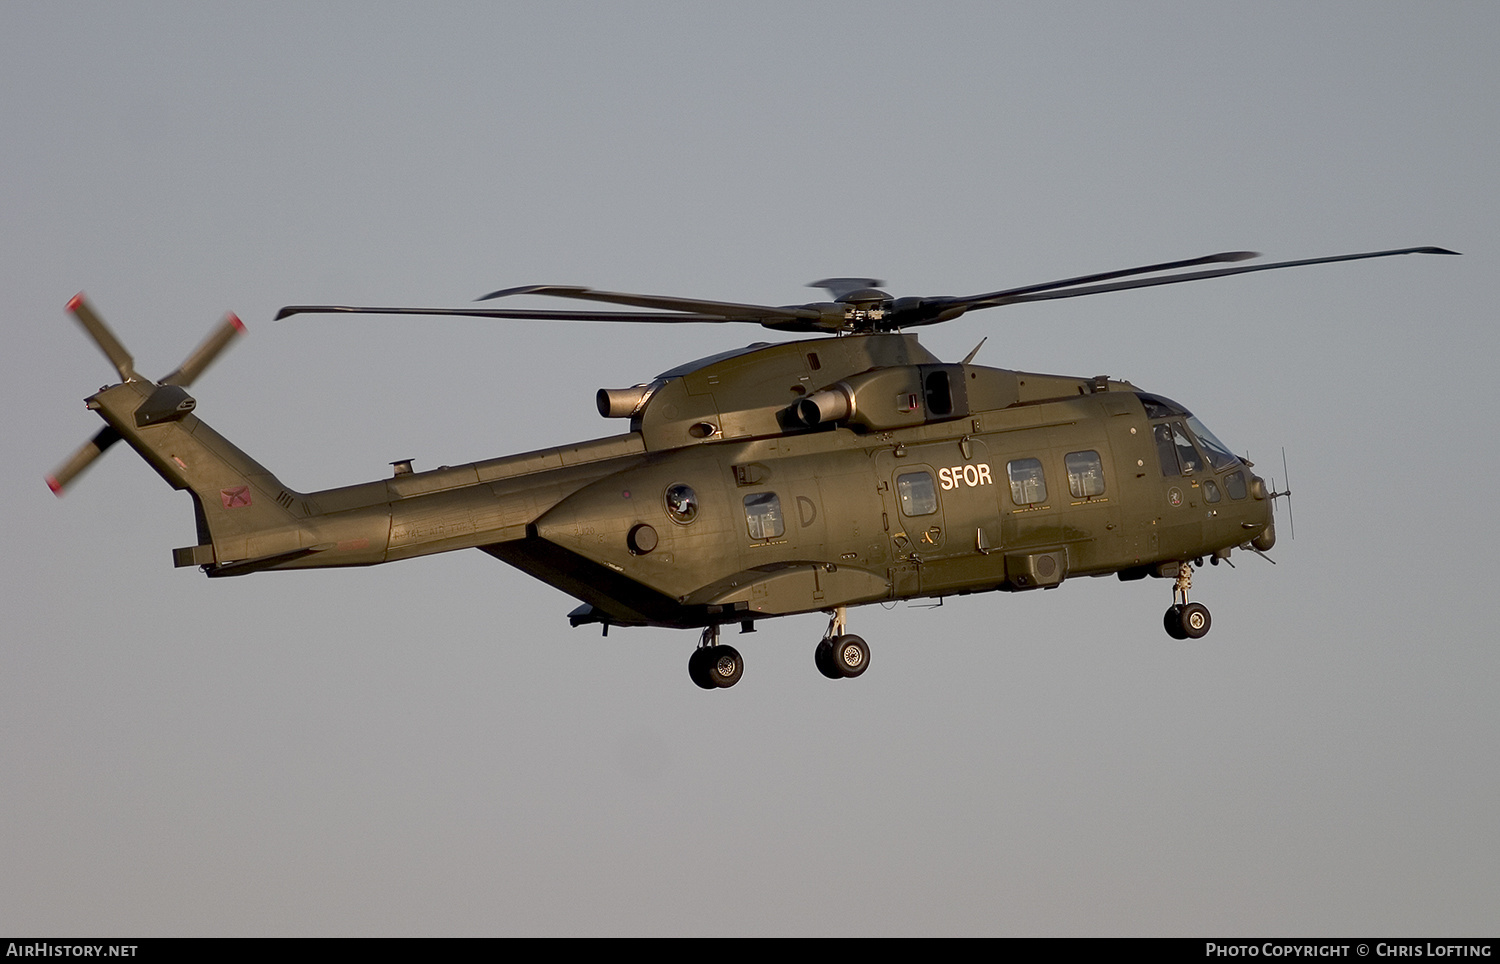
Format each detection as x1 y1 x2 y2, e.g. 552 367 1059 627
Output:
874 448 943 596
1100 399 1156 562
875 439 1005 594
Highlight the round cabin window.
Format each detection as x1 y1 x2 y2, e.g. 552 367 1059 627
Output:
665 483 698 524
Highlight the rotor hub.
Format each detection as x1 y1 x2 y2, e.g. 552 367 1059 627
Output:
836 288 892 331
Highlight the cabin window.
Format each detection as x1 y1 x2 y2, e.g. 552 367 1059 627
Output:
1007 458 1048 506
743 492 785 540
665 483 698 524
1203 480 1222 503
1065 451 1105 499
897 471 938 516
1224 471 1248 500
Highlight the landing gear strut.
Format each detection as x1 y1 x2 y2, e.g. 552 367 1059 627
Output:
814 606 870 679
688 625 743 689
1163 562 1211 639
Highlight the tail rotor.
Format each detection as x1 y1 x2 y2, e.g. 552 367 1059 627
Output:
66 292 137 382
46 294 246 495
46 426 122 495
162 311 247 387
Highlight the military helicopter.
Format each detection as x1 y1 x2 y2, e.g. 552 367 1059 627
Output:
49 245 1455 689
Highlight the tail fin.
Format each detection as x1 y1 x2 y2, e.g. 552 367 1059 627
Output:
47 296 331 572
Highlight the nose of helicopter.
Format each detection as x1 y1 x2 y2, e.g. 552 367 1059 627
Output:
1248 474 1277 550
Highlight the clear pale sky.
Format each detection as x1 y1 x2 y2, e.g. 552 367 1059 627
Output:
4 1 1495 936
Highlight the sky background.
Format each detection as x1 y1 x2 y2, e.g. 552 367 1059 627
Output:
3 1 1495 937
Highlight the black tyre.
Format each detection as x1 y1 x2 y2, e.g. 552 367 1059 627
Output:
707 644 744 688
814 638 842 679
833 634 870 678
688 646 716 689
1179 602 1211 639
1163 605 1189 640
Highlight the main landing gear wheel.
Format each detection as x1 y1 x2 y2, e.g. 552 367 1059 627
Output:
706 645 744 687
831 634 870 677
815 638 842 679
689 644 744 688
814 607 870 680
689 627 744 689
688 645 717 689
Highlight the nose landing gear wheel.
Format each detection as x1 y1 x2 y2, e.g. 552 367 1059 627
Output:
1163 561 1211 639
1163 602 1212 639
1179 602 1211 639
1164 605 1189 640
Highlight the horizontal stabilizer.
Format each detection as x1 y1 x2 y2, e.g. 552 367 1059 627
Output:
205 544 334 578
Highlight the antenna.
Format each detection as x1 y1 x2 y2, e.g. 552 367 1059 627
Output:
1270 448 1295 539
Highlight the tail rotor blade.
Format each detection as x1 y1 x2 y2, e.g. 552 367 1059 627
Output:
46 426 121 496
66 293 136 381
161 313 246 387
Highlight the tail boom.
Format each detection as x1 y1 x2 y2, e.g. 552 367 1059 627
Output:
81 377 649 577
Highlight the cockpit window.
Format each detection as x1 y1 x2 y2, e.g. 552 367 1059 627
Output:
1154 423 1182 476
1185 416 1239 471
1138 393 1189 419
1154 421 1206 476
1171 420 1205 475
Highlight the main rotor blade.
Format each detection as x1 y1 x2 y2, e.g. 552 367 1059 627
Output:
276 304 773 323
477 285 825 322
46 426 121 495
959 246 1460 311
66 293 136 381
951 250 1260 308
161 313 246 387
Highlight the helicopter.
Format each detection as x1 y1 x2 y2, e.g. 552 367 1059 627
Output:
48 245 1456 689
